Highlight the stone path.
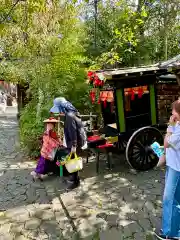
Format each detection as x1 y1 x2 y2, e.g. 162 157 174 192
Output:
0 116 164 239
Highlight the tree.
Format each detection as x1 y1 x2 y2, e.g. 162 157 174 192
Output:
0 0 90 155
83 0 180 67
141 0 180 61
0 0 179 155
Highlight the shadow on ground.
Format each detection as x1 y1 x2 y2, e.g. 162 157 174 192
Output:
0 116 164 239
0 153 164 239
58 154 164 239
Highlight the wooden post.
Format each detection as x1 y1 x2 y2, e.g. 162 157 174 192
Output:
90 112 93 131
57 115 60 136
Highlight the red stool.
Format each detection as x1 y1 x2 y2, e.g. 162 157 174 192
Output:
87 136 106 164
96 143 114 173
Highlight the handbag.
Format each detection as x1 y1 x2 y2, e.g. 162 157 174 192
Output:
65 152 83 173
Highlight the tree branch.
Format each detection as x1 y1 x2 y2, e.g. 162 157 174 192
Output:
0 0 23 24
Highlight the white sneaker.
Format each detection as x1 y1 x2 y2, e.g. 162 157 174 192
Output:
39 174 48 179
30 171 39 180
81 142 88 150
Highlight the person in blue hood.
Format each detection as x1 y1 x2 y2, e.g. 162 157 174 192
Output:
50 97 86 190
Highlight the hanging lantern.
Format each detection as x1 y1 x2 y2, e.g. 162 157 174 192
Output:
106 91 114 102
107 91 114 112
99 91 107 101
142 86 149 94
98 91 107 107
98 91 114 108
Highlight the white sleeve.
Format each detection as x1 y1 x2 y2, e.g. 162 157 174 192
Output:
167 126 180 150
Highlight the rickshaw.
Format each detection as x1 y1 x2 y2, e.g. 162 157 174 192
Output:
87 65 172 172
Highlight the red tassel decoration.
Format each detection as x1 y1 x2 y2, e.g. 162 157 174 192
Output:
138 87 143 98
98 91 102 104
90 90 96 104
130 89 135 100
97 91 100 104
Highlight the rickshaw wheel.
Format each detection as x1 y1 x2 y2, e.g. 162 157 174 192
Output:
126 126 163 171
118 138 127 152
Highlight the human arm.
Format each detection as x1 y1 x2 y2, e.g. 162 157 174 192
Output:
164 127 172 149
164 126 180 150
65 113 77 150
164 115 177 148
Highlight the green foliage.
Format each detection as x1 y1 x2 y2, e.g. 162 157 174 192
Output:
84 0 180 67
0 0 93 155
84 0 148 68
0 0 180 155
20 101 44 157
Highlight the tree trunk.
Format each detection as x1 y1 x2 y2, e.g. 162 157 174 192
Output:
163 2 168 60
164 35 168 60
137 0 144 65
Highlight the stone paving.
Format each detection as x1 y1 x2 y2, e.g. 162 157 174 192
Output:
0 116 164 239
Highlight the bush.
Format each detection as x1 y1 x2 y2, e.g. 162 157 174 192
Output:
19 78 97 157
20 101 44 157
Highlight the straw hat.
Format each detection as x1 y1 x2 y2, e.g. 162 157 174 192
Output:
43 117 59 123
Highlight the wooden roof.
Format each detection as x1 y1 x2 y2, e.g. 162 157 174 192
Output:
159 74 176 79
159 54 180 71
95 55 180 81
96 65 167 81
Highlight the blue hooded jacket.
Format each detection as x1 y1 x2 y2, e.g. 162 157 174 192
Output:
50 97 85 149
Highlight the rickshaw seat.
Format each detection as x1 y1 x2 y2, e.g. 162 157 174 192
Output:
96 143 114 174
97 143 113 149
